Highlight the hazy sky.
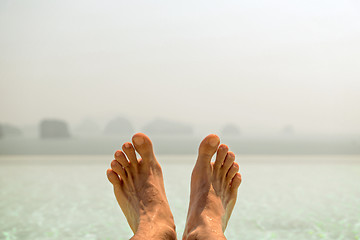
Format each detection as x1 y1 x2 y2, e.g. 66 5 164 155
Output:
1 0 360 135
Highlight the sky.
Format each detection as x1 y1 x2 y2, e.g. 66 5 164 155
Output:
0 0 360 136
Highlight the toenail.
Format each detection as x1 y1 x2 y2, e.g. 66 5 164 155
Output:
133 136 144 145
115 151 121 157
209 137 218 147
125 143 131 148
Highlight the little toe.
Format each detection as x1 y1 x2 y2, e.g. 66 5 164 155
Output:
122 142 139 168
231 173 242 191
226 162 239 183
196 134 220 166
213 144 229 171
107 169 121 186
132 133 156 163
111 160 127 181
114 150 130 168
220 152 235 175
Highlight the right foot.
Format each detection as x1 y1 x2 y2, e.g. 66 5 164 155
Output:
107 133 176 240
183 134 242 240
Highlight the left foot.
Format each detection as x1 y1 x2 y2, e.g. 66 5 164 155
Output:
107 133 176 240
183 134 242 240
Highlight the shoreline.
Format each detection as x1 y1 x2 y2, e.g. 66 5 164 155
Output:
1 137 359 155
1 154 359 165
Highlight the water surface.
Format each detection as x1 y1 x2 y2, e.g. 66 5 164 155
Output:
1 155 359 240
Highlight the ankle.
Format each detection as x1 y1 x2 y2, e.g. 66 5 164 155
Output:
183 216 225 240
183 225 226 240
133 221 177 240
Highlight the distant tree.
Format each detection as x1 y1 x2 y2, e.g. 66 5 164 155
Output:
0 123 22 137
40 119 71 138
104 117 134 135
281 125 295 135
221 124 241 136
142 118 193 135
75 119 101 135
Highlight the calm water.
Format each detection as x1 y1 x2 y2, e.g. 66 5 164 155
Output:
1 155 360 240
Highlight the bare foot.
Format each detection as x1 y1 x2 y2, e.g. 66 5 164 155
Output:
183 134 242 240
107 133 176 240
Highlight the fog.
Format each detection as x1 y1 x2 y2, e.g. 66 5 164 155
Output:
1 0 360 137
1 3 360 239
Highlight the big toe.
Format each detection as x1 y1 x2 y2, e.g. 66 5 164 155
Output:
132 133 155 162
196 134 220 165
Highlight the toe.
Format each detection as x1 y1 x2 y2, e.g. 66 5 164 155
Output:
107 169 121 186
196 134 220 166
132 133 155 163
122 142 139 169
213 144 228 171
111 160 127 181
231 173 242 191
226 162 239 183
220 152 235 175
114 150 130 168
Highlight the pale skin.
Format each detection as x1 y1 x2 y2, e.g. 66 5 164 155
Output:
107 133 242 240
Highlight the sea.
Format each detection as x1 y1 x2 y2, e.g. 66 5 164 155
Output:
1 155 360 240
